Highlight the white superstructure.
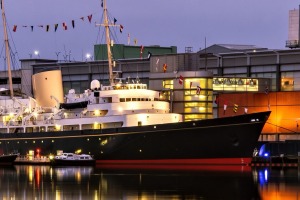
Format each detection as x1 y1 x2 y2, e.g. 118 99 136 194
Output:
0 79 182 133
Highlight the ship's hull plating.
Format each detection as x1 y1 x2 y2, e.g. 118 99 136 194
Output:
0 154 18 165
0 111 270 165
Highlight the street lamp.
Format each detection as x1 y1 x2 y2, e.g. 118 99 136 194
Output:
86 53 93 61
34 50 40 58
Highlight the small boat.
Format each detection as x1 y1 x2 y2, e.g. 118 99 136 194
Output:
59 100 89 109
0 154 18 165
51 153 95 166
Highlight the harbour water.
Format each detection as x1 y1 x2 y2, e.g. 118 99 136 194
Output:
0 165 299 199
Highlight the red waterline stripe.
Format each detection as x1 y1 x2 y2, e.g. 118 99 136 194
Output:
96 158 252 165
95 158 252 171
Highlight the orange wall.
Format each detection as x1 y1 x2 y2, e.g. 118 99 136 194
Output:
217 92 300 134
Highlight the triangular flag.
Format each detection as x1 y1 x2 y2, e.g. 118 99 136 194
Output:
101 0 103 7
80 17 84 21
88 14 92 23
163 64 167 73
140 45 144 59
233 104 238 113
62 22 67 30
156 58 160 65
127 33 130 45
114 18 117 24
46 25 49 32
147 51 152 60
13 25 17 32
196 85 201 95
119 24 123 33
265 86 269 95
54 24 58 32
179 75 184 85
214 96 219 104
134 38 137 45
223 103 227 115
31 26 34 32
72 20 75 28
244 108 248 114
38 25 43 28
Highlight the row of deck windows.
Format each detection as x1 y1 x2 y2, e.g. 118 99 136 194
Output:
119 98 158 102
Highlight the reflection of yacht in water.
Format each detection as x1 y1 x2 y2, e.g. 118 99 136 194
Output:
52 166 94 181
1 165 300 199
0 165 261 200
0 0 270 165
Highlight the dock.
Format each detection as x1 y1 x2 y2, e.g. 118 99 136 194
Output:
251 155 300 167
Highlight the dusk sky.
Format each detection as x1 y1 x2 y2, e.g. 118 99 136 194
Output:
1 0 298 64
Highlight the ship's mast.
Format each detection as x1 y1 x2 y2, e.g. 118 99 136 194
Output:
1 0 14 97
102 0 114 85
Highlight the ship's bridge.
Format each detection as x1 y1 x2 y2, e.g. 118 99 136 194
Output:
102 83 147 91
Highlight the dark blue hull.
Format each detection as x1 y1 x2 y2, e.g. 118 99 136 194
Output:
0 111 271 165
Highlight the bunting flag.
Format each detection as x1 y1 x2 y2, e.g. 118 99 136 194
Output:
12 13 94 33
156 58 160 65
223 102 227 115
163 64 167 73
119 24 123 33
265 86 269 94
233 104 238 113
147 51 152 60
101 0 103 7
13 25 17 32
114 18 117 24
54 24 58 32
127 33 130 45
178 75 184 85
155 58 159 71
62 22 67 30
134 38 137 45
244 107 248 114
140 45 144 59
196 85 201 95
214 96 219 104
88 15 92 23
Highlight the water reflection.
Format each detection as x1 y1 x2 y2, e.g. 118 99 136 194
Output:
253 167 300 200
0 165 299 199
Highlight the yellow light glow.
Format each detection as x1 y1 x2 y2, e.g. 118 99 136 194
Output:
199 107 206 111
93 122 100 129
49 154 54 160
55 124 61 130
75 149 82 154
118 107 123 112
94 110 100 116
